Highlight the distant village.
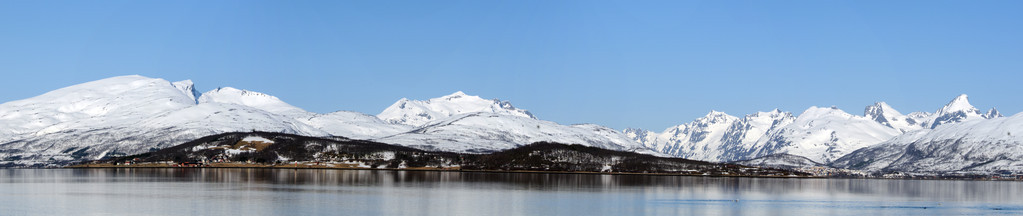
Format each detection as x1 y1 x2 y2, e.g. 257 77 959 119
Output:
789 166 1023 181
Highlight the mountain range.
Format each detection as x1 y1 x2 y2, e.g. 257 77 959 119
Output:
0 76 645 167
1 75 1020 175
626 94 1014 175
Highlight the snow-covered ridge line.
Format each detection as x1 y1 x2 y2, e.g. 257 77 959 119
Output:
627 94 1008 167
0 75 647 167
377 91 536 126
1 75 1018 175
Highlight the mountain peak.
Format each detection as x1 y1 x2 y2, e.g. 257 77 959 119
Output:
693 110 737 123
939 94 975 113
437 91 486 102
171 80 199 104
984 108 1003 119
201 87 273 99
869 101 893 110
864 102 904 120
441 91 469 99
198 87 306 115
928 94 984 129
706 110 729 117
377 92 535 126
862 101 923 132
798 106 856 120
0 75 197 137
5 75 188 105
750 109 790 119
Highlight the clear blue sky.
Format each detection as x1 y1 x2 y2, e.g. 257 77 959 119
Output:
2 1 1021 130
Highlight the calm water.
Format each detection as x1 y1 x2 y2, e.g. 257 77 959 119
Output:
1 169 1021 216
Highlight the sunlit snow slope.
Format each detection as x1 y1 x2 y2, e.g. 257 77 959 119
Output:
0 76 652 166
627 94 1009 169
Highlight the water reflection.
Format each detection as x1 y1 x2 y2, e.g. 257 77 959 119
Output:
1 168 1021 216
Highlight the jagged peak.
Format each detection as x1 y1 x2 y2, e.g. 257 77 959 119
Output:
984 108 1003 119
701 110 736 119
623 127 648 133
951 93 969 102
391 98 411 109
907 111 932 118
865 101 904 118
171 80 199 104
751 109 789 117
925 94 985 129
938 94 978 114
868 101 894 111
689 110 738 124
705 110 730 117
172 79 193 86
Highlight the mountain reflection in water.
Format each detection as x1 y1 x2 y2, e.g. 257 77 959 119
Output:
1 168 1021 215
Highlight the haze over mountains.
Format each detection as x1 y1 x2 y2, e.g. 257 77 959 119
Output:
1 75 1020 175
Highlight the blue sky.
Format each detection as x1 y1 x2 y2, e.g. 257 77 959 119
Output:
1 1 1021 130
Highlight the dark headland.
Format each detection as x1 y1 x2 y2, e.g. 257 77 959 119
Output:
70 132 809 178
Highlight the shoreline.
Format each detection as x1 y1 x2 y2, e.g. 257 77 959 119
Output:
58 164 1023 181
63 163 812 178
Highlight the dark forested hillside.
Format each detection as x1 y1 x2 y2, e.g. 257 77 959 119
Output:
81 132 807 177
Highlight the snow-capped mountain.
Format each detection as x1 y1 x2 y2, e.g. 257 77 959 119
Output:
370 91 649 154
0 76 197 143
372 92 649 154
628 94 1007 167
721 110 796 160
751 106 902 164
198 87 309 117
641 111 741 160
923 94 988 129
984 108 1004 119
864 102 923 132
172 80 200 103
375 112 650 154
623 128 656 148
377 91 535 126
3 75 1018 174
627 110 795 162
0 76 348 166
828 94 1012 174
833 112 1023 174
0 76 650 166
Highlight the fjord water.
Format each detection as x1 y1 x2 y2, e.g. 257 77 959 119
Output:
1 169 1020 216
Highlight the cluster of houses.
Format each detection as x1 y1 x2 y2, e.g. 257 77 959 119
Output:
793 166 869 177
990 170 1023 180
877 170 1023 181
